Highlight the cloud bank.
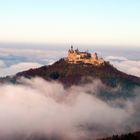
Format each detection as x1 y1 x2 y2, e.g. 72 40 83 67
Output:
0 78 139 140
0 62 42 77
0 47 66 77
106 56 140 77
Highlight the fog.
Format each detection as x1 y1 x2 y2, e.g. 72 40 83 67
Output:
105 56 140 77
0 78 139 140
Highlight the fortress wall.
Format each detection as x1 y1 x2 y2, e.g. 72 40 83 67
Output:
67 49 105 65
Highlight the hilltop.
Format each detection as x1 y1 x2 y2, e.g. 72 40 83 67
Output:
1 58 139 85
0 58 140 99
1 46 140 87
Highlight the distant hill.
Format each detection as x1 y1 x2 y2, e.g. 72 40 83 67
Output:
0 58 140 98
98 131 140 140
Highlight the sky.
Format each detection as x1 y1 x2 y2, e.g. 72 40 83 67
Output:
0 0 140 47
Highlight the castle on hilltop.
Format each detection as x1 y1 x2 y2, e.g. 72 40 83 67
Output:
66 46 105 65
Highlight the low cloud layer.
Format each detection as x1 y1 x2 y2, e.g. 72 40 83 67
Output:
0 78 139 140
0 47 66 77
106 56 140 77
0 61 42 77
0 47 66 66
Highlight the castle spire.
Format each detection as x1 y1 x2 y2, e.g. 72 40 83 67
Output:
71 45 73 50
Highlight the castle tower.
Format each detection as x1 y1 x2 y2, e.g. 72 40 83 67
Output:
70 45 74 52
93 52 98 60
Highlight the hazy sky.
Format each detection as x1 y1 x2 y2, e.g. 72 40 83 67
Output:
0 0 140 47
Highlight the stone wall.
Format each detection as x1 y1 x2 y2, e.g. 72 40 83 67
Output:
67 50 105 65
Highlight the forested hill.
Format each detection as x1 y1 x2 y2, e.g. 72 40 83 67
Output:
1 58 140 88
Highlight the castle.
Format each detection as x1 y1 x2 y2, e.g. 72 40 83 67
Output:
66 46 105 65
